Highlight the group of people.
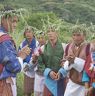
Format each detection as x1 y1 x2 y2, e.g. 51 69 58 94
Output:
0 6 95 96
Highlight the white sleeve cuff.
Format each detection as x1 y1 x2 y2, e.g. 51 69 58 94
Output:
63 61 73 71
18 57 23 72
73 57 85 72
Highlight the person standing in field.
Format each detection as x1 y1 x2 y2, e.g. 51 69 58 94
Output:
0 6 31 96
34 32 46 96
82 39 95 96
18 26 39 96
59 26 90 96
32 27 66 96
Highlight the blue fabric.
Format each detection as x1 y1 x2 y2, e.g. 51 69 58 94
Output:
0 68 16 79
44 68 57 96
0 26 6 33
44 68 64 96
57 78 64 96
20 38 36 63
92 82 95 88
58 68 68 78
0 27 21 79
44 68 51 77
92 52 95 61
82 71 90 82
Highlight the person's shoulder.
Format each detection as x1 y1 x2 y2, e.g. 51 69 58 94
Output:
0 32 11 45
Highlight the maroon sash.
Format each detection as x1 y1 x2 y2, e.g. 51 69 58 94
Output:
43 85 52 96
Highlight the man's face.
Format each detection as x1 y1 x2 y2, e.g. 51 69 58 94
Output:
72 32 85 45
47 30 58 41
2 16 18 32
37 36 45 45
11 16 18 32
24 31 33 40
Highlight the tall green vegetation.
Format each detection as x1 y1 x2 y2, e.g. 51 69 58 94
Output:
0 0 95 96
1 0 95 25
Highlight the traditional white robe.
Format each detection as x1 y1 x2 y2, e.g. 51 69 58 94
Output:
64 57 85 96
34 73 44 96
64 79 85 96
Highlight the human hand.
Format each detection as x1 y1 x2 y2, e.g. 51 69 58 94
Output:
21 45 31 55
60 58 67 67
18 45 31 59
49 71 57 80
66 54 75 64
54 72 61 80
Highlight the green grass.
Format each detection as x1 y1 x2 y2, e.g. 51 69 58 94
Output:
17 73 34 96
17 73 24 96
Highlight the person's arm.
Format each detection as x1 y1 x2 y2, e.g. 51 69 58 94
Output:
1 40 30 73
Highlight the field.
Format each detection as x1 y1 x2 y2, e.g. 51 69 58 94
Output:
0 0 95 96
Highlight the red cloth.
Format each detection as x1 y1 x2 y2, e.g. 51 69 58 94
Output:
84 54 95 78
43 85 52 96
0 34 11 44
0 64 3 74
0 80 13 96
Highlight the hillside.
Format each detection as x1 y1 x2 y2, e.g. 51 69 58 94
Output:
0 0 95 25
0 1 95 96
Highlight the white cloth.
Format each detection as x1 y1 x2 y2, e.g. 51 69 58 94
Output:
34 91 43 96
63 61 73 71
73 57 85 72
0 32 6 36
23 70 35 78
17 57 23 72
64 57 85 72
64 79 85 96
22 62 35 78
18 57 35 78
6 77 17 96
11 77 17 96
34 73 44 93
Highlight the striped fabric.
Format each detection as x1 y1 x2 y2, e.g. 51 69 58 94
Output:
24 74 34 94
0 80 13 96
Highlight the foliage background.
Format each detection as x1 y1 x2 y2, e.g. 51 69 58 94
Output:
0 0 95 95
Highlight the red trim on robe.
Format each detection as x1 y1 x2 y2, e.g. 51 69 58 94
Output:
84 54 95 78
